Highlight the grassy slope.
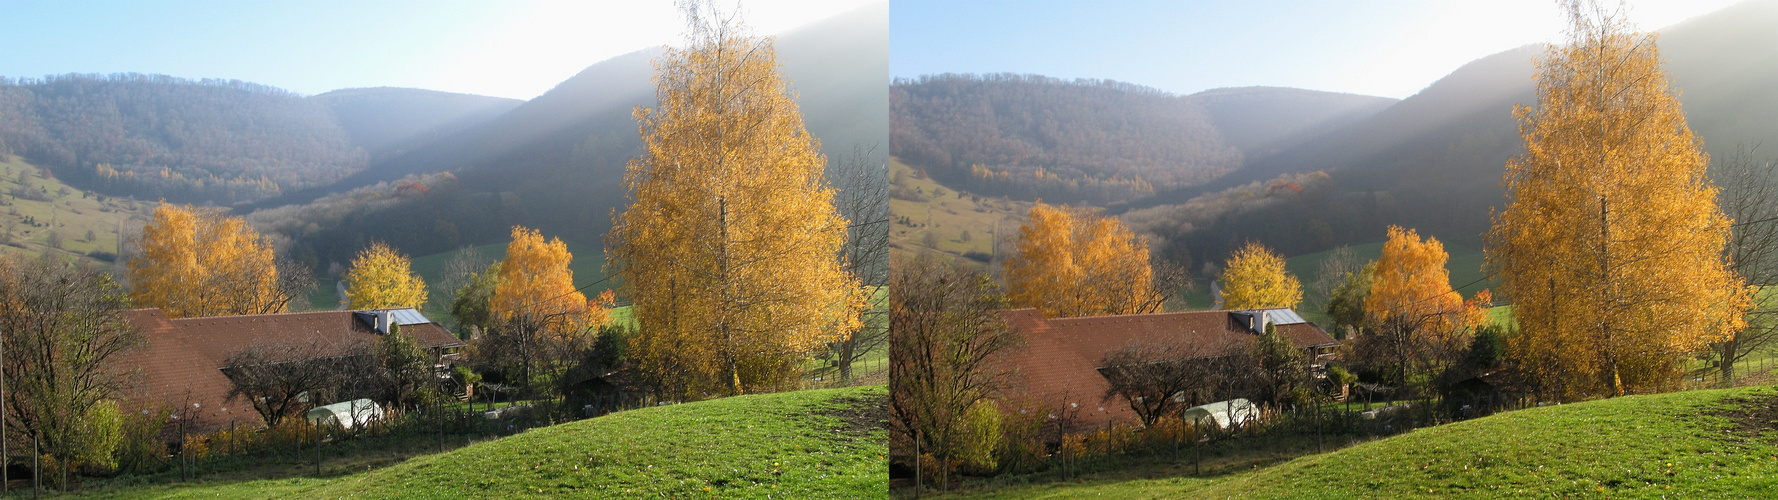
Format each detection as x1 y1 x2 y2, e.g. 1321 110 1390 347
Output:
888 157 1032 265
95 386 887 499
0 155 156 263
954 387 1778 499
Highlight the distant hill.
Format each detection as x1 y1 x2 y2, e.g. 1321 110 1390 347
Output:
310 87 522 160
890 75 1396 205
0 73 366 204
1189 86 1398 158
244 2 889 268
1128 0 1778 258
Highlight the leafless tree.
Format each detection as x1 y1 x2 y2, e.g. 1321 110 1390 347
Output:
1098 339 1224 426
828 145 891 382
435 246 487 305
221 340 373 427
1309 245 1364 313
0 256 141 468
1711 146 1778 384
1137 258 1194 314
889 255 1021 478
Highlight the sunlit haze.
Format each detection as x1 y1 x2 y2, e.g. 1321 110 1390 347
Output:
0 0 877 100
892 0 1742 98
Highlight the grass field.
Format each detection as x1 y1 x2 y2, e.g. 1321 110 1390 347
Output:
84 385 887 499
888 157 1032 266
0 155 157 264
940 387 1778 499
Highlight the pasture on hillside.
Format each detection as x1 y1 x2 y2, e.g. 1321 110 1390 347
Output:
0 155 157 264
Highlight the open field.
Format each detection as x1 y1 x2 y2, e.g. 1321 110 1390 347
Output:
79 385 886 499
888 157 1032 266
935 386 1778 499
0 155 157 265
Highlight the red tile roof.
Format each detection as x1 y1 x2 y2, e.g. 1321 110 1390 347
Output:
993 308 1338 429
115 308 464 431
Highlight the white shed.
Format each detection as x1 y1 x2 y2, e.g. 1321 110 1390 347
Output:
305 399 384 430
1179 398 1257 430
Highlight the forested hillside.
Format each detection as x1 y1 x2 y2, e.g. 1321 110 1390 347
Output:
891 74 1238 204
0 74 365 204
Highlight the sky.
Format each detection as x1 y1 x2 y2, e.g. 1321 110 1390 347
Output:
891 0 1743 99
0 0 876 100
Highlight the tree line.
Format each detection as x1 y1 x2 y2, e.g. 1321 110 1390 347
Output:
891 73 1241 204
0 73 366 205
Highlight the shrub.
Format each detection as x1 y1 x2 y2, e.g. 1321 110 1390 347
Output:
114 405 171 475
955 400 1002 475
994 403 1051 474
73 400 124 474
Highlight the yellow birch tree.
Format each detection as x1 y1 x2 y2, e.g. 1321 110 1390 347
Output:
492 226 596 328
1218 242 1301 311
609 5 864 399
1365 226 1464 331
1003 202 1159 317
1486 1 1749 398
128 204 287 317
343 242 428 310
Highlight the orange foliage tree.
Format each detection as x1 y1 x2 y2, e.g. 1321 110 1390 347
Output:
128 204 292 317
492 226 604 329
1003 202 1163 318
1357 226 1491 386
1487 2 1749 398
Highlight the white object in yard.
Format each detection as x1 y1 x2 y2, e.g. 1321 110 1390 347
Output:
1180 398 1257 430
306 399 383 430
1361 403 1412 420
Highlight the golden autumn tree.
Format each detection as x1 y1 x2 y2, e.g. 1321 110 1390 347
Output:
608 5 864 399
1486 2 1749 399
343 241 428 310
492 226 601 328
128 204 291 318
1356 226 1489 387
1003 202 1161 317
1366 226 1464 331
1218 242 1302 310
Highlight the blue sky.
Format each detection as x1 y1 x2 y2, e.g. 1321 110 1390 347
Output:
1 0 875 100
891 0 1740 99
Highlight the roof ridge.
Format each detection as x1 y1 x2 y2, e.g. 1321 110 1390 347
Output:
165 309 353 322
1046 309 1229 322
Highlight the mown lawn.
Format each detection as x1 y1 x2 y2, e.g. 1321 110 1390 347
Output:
941 387 1778 499
86 386 887 499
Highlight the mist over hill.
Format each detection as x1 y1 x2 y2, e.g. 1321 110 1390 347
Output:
1120 0 1778 264
244 2 889 269
311 87 522 160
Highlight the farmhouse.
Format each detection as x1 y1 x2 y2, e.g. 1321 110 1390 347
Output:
116 308 465 432
996 308 1339 429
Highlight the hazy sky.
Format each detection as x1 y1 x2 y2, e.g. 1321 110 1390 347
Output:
0 0 876 100
891 0 1742 99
